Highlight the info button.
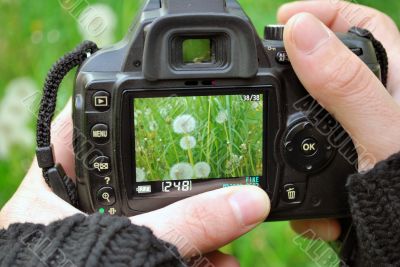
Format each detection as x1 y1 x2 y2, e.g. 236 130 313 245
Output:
300 138 318 156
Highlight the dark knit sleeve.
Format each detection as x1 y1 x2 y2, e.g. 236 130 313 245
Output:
347 152 400 266
0 213 183 267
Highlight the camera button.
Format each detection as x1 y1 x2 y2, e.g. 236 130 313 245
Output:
282 184 300 203
91 156 111 175
93 91 110 111
300 138 318 156
96 187 116 206
91 124 109 144
276 51 290 64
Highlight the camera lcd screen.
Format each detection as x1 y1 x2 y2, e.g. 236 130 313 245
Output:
182 39 212 64
132 91 265 196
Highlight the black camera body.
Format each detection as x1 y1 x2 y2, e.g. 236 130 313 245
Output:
73 0 382 220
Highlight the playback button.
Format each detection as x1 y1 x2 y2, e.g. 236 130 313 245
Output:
93 91 110 112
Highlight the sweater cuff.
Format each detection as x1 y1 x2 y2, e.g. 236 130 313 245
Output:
347 152 400 266
0 214 183 267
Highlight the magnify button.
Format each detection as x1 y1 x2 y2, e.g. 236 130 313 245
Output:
97 187 116 206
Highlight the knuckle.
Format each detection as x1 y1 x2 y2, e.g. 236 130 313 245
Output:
375 12 395 28
361 10 397 32
323 54 373 101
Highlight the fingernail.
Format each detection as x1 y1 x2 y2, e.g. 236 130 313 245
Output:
290 13 331 54
229 187 270 226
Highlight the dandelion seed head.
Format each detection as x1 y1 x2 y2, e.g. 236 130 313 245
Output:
159 108 169 118
5 78 37 101
173 115 196 134
194 162 211 178
149 121 158 131
216 110 228 124
251 101 262 110
179 136 196 150
170 163 194 180
78 4 117 47
136 168 146 182
145 108 152 116
240 144 248 153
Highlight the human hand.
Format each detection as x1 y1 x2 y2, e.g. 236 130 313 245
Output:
0 102 270 266
278 0 400 241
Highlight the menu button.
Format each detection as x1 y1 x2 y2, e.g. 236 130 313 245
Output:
91 124 109 144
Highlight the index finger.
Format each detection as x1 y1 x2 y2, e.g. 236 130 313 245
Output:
277 0 400 96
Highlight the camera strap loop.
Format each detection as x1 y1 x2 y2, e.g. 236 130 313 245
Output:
36 41 99 206
349 26 389 87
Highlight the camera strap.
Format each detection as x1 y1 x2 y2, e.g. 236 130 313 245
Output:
338 27 388 267
35 41 99 206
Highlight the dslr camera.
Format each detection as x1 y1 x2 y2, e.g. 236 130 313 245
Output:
73 0 383 220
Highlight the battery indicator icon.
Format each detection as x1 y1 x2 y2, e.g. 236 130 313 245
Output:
136 185 152 193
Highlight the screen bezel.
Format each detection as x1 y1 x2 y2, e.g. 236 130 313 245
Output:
120 87 274 212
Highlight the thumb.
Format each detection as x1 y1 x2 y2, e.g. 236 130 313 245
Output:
284 13 400 169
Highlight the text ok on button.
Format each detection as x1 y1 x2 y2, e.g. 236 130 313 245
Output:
300 138 318 156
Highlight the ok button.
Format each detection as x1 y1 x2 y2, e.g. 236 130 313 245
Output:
300 138 318 156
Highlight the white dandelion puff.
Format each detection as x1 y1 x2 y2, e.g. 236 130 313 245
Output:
0 121 13 159
145 108 152 116
172 115 196 134
194 162 211 178
216 110 228 124
0 137 10 159
170 163 194 180
1 77 38 125
0 78 37 158
179 136 196 150
159 108 168 118
78 4 117 47
136 168 146 182
10 129 34 147
149 121 158 131
3 77 37 104
240 144 248 153
251 101 262 110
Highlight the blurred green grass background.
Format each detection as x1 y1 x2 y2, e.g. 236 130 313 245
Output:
0 0 399 266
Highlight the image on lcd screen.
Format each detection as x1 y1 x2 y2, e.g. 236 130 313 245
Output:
133 94 263 182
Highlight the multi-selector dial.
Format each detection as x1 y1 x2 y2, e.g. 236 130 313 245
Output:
283 120 335 173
